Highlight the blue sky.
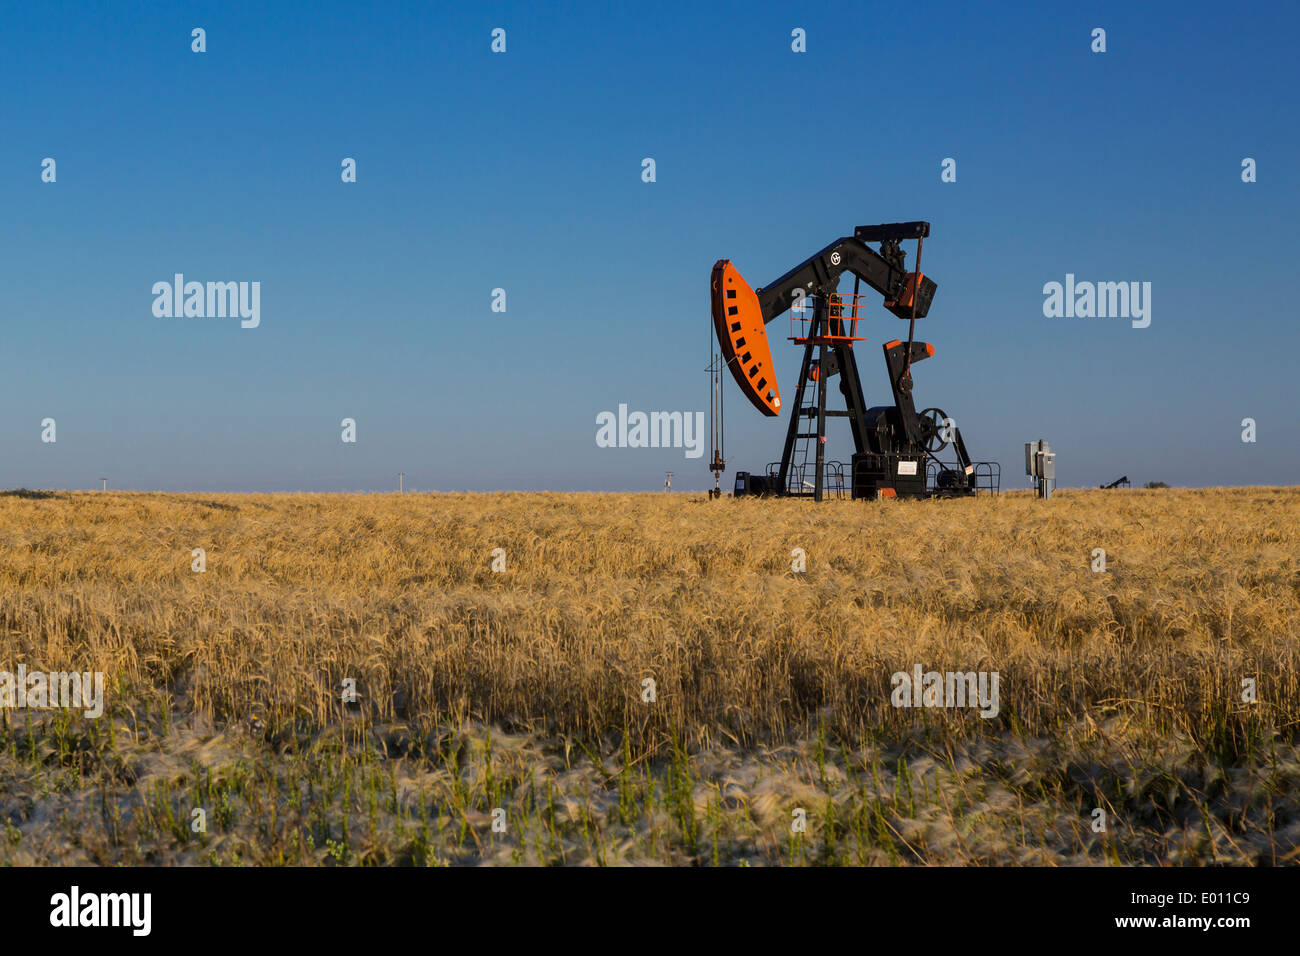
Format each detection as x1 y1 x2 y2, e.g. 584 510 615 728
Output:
2 0 1296 491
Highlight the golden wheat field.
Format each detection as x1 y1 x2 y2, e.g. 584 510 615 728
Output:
0 487 1297 866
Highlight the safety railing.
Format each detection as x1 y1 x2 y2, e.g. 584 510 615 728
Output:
765 460 848 498
925 460 1001 495
789 293 869 345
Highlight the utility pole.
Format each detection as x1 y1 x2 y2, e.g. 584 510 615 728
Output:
398 472 404 493
100 478 107 492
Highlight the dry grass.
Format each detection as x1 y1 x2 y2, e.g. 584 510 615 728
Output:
0 487 1297 865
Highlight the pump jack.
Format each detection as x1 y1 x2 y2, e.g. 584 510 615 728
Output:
709 221 998 500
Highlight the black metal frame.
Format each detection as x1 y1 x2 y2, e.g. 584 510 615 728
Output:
754 223 937 322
